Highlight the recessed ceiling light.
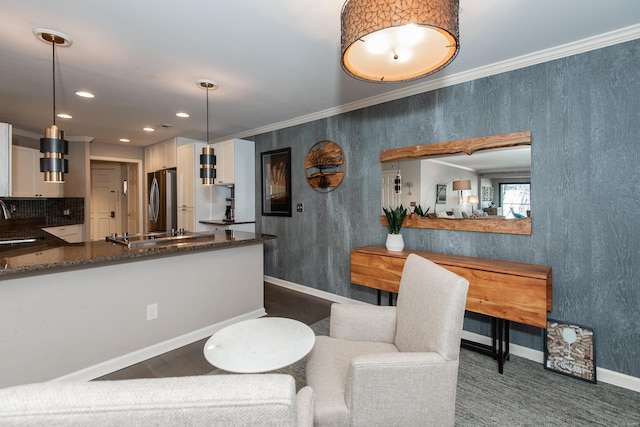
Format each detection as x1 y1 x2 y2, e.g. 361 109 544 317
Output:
119 138 130 143
143 127 155 132
57 113 72 119
75 91 94 98
176 112 189 118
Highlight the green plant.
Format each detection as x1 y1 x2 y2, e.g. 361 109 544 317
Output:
413 205 430 217
383 205 407 234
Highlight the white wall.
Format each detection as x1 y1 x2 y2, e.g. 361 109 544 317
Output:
420 159 478 214
0 244 265 387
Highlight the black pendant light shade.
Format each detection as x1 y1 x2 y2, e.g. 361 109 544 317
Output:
40 124 69 183
200 145 216 185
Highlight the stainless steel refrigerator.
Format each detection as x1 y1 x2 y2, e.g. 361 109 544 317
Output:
147 169 177 232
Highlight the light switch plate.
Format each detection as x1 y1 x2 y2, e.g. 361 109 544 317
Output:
296 203 304 212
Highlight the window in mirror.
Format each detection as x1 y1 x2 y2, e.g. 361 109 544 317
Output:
500 183 530 218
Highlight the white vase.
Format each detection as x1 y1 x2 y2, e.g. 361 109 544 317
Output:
385 233 404 252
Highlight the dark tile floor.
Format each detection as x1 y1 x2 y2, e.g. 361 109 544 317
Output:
95 282 332 381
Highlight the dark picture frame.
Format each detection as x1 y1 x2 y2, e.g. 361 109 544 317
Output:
544 319 596 383
261 148 292 217
436 184 447 204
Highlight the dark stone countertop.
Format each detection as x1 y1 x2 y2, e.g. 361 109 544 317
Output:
0 231 276 280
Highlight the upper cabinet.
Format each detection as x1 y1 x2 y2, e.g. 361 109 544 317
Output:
210 139 254 186
210 140 234 185
0 123 10 197
12 145 63 197
145 138 177 172
210 139 255 223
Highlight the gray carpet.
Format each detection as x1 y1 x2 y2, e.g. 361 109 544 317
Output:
210 318 640 426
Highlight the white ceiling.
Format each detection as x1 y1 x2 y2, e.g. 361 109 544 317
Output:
1 0 639 147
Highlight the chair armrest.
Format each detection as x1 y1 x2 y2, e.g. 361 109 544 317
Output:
296 386 314 427
346 353 459 427
330 303 397 343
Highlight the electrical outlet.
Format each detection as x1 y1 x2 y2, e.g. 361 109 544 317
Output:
147 303 158 321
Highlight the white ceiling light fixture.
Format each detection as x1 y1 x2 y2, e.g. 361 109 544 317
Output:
176 112 189 118
33 27 73 183
56 113 72 119
119 138 130 143
340 0 459 82
197 79 218 186
143 127 155 132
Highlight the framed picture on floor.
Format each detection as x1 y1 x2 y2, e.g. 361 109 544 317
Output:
261 148 292 217
544 319 596 383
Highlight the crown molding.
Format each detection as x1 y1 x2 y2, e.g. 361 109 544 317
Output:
12 127 94 143
216 24 640 143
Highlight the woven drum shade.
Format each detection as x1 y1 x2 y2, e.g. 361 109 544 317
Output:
452 179 471 191
341 0 459 82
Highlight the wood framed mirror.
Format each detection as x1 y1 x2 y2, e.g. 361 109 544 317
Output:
381 131 532 235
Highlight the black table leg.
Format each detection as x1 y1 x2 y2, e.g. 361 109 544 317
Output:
461 316 511 374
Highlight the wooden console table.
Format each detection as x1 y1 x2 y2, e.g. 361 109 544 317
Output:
350 246 552 373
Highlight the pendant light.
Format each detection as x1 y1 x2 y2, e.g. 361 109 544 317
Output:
340 0 459 82
197 79 218 185
394 163 402 194
34 28 72 183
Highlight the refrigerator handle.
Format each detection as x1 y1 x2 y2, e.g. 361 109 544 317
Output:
149 177 160 222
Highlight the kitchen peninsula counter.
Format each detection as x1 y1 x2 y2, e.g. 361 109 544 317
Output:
0 230 273 388
1 230 275 279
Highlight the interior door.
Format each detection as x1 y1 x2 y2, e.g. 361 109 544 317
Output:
127 163 139 233
90 165 120 240
381 171 401 210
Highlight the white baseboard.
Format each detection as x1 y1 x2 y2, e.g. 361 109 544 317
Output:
266 277 640 393
52 308 266 383
264 276 367 305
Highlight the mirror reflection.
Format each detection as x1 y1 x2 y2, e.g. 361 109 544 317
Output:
382 146 531 219
379 131 532 234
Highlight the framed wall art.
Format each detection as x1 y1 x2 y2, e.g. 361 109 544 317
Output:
304 140 346 193
482 186 494 202
436 184 447 204
544 319 596 383
261 148 292 217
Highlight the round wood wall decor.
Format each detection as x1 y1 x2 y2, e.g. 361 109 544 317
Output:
305 140 346 193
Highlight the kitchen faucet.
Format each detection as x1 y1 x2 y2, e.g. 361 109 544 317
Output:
0 200 11 220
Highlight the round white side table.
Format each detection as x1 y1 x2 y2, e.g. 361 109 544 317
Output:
204 317 316 373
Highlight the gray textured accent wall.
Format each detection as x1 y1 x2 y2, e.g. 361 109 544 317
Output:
251 39 640 378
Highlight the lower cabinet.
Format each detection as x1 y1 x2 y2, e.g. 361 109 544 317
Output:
177 206 195 232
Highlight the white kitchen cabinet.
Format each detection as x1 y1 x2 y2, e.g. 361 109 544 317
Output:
210 139 255 223
144 138 177 172
211 140 235 185
42 224 84 243
11 146 63 197
177 206 195 232
177 142 213 232
0 123 11 197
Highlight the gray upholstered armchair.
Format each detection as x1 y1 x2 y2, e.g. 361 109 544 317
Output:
305 253 469 427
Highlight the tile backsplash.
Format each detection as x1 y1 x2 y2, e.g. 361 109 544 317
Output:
2 197 84 225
